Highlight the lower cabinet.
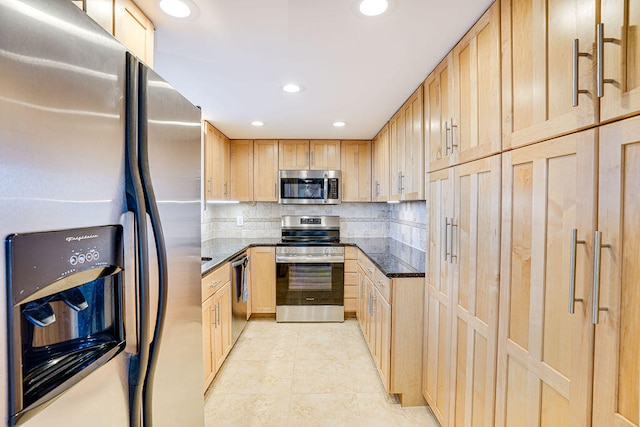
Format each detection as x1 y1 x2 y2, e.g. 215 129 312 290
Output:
202 264 232 391
356 250 425 406
250 246 276 314
344 246 359 315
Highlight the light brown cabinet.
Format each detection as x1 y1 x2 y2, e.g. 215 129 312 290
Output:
202 263 232 391
426 2 500 171
204 122 230 201
249 247 276 314
390 87 424 200
344 246 358 314
114 0 154 66
278 140 310 170
310 140 340 170
424 155 501 427
357 250 425 407
371 125 390 201
253 140 279 202
229 140 253 201
340 140 371 202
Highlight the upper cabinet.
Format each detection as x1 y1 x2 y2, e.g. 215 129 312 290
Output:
501 0 596 149
279 140 341 170
310 140 341 170
229 140 253 202
83 0 114 34
115 0 154 67
253 140 279 202
203 121 230 202
341 140 371 202
372 125 390 202
426 1 501 171
390 87 424 201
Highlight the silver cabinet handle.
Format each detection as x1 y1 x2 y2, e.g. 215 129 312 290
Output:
400 174 404 193
209 279 222 289
444 217 449 262
568 229 586 313
596 23 604 98
449 118 458 151
449 218 457 264
375 181 380 196
213 304 218 329
592 231 611 324
217 302 221 326
444 121 451 155
572 39 589 107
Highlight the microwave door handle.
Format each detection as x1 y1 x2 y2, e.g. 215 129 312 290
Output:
324 178 329 202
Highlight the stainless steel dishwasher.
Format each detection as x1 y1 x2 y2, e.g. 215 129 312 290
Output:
230 252 249 344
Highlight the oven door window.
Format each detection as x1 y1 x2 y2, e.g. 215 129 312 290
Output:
281 178 324 200
276 263 344 305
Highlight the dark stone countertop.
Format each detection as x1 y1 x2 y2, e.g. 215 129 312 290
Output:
201 237 425 278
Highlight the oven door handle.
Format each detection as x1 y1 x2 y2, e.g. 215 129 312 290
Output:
276 255 345 264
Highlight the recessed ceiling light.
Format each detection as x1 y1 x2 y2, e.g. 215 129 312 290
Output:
251 121 264 127
333 121 347 127
160 0 191 18
359 0 388 16
282 84 302 93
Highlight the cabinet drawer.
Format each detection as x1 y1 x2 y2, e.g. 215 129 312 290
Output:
357 253 375 276
201 263 230 302
344 272 358 285
344 284 358 299
344 298 357 312
345 260 357 273
373 270 391 303
345 246 358 259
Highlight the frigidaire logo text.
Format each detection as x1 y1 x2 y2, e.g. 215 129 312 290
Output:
66 234 99 242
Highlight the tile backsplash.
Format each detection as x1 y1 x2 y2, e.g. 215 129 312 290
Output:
202 201 426 251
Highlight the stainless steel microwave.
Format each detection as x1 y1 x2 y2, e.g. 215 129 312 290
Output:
279 170 341 204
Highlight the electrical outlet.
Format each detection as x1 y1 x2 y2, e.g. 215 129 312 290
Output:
236 216 244 227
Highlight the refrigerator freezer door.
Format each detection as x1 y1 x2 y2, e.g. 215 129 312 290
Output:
0 0 129 425
142 66 203 426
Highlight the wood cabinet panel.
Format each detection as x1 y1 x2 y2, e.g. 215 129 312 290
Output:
425 55 454 172
279 140 309 170
212 282 232 373
204 122 230 201
341 140 371 202
250 247 276 314
372 125 390 201
229 140 253 201
253 140 279 202
310 140 340 170
202 296 214 389
114 0 154 66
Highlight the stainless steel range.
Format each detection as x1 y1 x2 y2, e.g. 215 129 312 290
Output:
276 216 344 322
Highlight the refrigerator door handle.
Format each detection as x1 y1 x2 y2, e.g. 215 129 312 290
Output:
124 52 150 427
137 61 170 427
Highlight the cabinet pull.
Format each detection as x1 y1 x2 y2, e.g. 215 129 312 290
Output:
209 279 222 289
444 121 450 155
213 304 218 328
208 178 212 195
591 231 611 324
217 302 221 326
568 229 586 313
596 23 616 98
444 217 449 262
449 218 457 264
400 173 404 193
375 181 380 197
572 39 590 107
449 118 458 151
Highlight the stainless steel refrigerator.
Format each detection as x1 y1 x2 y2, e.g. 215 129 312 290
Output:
0 1 204 426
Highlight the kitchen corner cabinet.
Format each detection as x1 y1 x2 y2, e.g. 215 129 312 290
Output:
204 122 230 202
253 140 279 202
340 140 371 202
371 125 390 201
114 0 154 67
310 140 340 170
424 155 501 427
229 140 253 201
202 263 232 391
426 1 500 172
390 87 424 201
357 251 425 407
249 247 276 314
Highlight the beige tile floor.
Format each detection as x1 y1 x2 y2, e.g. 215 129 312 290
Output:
204 318 440 427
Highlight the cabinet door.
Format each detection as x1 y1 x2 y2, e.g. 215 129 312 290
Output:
454 2 501 165
496 131 596 427
229 140 253 201
279 140 309 170
372 125 390 201
114 0 154 67
341 140 371 202
202 296 215 390
357 265 367 331
250 247 276 314
424 167 454 426
450 155 501 427
206 123 230 201
213 282 232 372
374 287 391 392
425 54 454 172
365 275 376 355
389 111 405 201
253 140 279 202
501 0 596 149
203 122 214 202
592 116 640 427
600 0 640 122
310 140 340 170
403 87 424 200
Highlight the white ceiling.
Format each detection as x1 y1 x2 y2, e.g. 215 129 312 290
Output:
135 0 494 140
